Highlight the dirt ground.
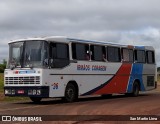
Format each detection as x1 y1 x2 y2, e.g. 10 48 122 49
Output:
0 84 160 124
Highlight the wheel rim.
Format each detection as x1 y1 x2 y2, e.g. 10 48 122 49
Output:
66 88 74 100
134 84 139 95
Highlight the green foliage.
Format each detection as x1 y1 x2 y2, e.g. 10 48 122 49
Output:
158 67 160 72
0 59 7 73
0 73 4 92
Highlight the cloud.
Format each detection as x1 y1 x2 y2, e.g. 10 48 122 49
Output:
119 27 160 66
0 0 160 66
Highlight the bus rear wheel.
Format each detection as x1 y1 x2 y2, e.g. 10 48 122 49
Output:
30 97 42 103
63 83 77 102
131 81 140 97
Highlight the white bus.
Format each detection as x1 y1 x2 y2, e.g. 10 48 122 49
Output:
4 36 157 102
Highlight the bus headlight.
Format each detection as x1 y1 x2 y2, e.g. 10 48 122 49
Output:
5 89 11 95
37 90 41 95
33 90 37 95
28 89 41 95
11 89 15 95
28 90 33 95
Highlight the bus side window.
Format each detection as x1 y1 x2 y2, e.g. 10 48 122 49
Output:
146 51 155 64
122 48 133 62
107 46 121 62
72 43 89 60
134 50 146 63
90 45 106 61
50 43 69 68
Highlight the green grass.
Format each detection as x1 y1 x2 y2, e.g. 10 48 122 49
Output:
0 73 4 92
3 96 29 102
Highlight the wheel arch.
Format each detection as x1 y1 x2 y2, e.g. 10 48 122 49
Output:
66 80 79 96
133 79 141 91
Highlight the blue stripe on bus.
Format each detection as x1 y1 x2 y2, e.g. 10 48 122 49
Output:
135 46 145 50
127 63 145 92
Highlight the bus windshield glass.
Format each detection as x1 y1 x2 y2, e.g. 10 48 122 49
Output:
7 40 49 69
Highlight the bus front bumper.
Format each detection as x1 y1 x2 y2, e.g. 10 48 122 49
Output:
4 86 49 97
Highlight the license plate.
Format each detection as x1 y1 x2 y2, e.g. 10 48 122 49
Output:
18 90 24 94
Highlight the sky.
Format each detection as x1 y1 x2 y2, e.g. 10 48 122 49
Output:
0 0 160 66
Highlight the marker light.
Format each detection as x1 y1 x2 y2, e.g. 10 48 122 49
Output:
5 89 11 94
37 90 41 95
33 90 37 95
11 90 15 95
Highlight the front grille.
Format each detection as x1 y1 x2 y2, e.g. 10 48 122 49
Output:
5 76 40 85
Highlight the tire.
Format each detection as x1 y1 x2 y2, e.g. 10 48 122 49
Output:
131 81 140 97
30 97 42 103
63 83 77 103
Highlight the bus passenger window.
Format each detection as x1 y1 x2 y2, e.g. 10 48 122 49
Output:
90 45 106 61
134 50 145 63
50 43 69 68
85 51 90 60
146 51 155 64
122 49 133 62
72 43 89 60
107 47 121 62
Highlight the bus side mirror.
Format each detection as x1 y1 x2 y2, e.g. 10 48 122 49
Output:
48 58 54 68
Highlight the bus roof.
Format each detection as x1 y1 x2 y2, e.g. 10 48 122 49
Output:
8 36 129 46
8 36 67 44
8 36 154 50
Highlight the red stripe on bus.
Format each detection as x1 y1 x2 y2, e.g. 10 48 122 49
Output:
93 63 132 94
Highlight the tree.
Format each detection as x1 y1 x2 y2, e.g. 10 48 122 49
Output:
0 59 7 73
2 59 7 65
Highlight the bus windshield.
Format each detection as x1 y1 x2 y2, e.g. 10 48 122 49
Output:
7 40 49 69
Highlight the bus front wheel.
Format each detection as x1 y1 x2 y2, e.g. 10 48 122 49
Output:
63 83 77 102
30 97 42 103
